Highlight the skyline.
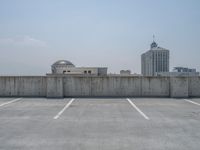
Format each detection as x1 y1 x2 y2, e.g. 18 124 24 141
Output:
0 0 200 75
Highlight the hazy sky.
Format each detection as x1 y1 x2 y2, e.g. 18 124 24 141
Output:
0 0 200 75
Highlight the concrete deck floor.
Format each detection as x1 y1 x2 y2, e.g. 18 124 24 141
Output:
0 97 200 150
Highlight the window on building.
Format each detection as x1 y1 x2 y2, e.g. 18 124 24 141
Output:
84 71 87 74
63 70 66 74
88 70 91 74
67 70 70 72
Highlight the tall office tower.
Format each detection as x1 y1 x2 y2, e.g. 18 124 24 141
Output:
141 41 169 76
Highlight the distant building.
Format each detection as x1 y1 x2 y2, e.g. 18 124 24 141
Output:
141 41 169 76
120 70 131 76
50 60 107 76
156 67 199 76
173 67 196 73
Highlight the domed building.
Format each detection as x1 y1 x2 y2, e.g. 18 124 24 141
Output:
51 60 75 74
50 60 107 76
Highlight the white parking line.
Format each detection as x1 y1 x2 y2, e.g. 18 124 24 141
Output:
54 98 75 119
184 99 200 106
0 98 22 107
126 98 150 120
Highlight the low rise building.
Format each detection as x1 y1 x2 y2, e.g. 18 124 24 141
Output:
156 67 199 76
50 60 107 76
120 70 131 76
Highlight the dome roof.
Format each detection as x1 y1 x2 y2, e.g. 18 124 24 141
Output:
52 60 75 66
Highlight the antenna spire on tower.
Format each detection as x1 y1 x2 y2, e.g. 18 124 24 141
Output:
150 35 158 49
153 35 155 42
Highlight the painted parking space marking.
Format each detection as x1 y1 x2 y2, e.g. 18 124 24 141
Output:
0 98 22 107
54 98 75 119
184 99 200 106
126 98 150 120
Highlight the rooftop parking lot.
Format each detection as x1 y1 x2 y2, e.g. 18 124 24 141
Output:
0 97 200 150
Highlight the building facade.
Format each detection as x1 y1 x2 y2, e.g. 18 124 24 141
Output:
120 70 131 76
141 41 169 76
156 67 199 76
50 60 107 76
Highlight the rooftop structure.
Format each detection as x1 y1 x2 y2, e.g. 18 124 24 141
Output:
50 60 107 76
173 67 196 73
156 67 199 77
120 70 131 76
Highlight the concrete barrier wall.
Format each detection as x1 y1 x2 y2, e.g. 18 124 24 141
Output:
0 76 199 98
170 77 189 98
0 76 46 97
63 76 169 97
63 77 91 97
188 77 200 97
47 77 63 98
141 77 169 97
63 77 142 97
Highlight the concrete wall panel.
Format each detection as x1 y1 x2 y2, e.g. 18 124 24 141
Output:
188 77 200 97
46 77 63 98
63 77 91 97
170 77 188 98
0 76 46 97
63 77 141 97
90 77 141 97
141 77 169 97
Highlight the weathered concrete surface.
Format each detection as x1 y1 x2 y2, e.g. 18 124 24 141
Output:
170 77 188 98
188 77 200 97
141 77 169 97
64 76 169 97
0 76 46 97
92 77 141 97
0 76 200 98
47 77 63 98
0 98 200 150
63 77 91 97
63 77 141 97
